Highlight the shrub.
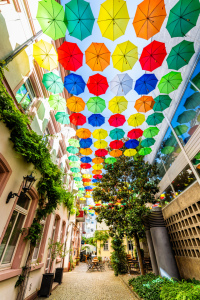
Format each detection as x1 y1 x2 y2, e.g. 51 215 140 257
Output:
160 280 200 300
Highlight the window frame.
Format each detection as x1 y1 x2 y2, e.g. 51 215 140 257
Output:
32 219 46 262
103 240 109 251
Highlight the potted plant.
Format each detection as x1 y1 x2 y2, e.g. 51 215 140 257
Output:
54 242 69 284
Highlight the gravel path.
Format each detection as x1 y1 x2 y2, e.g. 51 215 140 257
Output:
37 263 136 300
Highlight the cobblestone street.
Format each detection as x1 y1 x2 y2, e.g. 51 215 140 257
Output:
37 263 136 300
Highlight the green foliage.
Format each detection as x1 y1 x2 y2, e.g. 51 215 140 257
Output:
93 230 109 254
15 275 25 288
111 235 128 276
160 280 200 300
82 237 96 246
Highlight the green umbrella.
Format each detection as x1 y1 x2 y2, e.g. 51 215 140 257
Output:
192 159 200 165
166 0 200 38
69 155 79 162
79 188 85 191
139 148 152 156
143 127 160 138
177 110 196 124
67 146 79 154
109 128 125 140
86 97 106 113
71 167 80 173
105 157 117 164
36 0 67 40
191 73 200 92
141 138 155 147
184 93 200 110
146 113 164 126
55 112 70 124
195 152 200 159
167 41 195 70
72 173 81 177
165 135 176 146
153 95 172 112
42 72 64 94
68 139 80 147
65 0 95 41
74 177 82 181
69 161 80 167
158 72 182 94
174 124 188 136
161 146 174 154
48 94 66 111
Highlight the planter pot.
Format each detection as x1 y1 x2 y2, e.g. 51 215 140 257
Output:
38 273 54 298
54 268 63 284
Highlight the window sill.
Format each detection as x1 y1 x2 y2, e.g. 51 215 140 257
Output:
30 262 44 272
56 258 62 263
0 268 21 282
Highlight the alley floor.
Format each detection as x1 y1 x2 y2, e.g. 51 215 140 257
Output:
37 263 136 300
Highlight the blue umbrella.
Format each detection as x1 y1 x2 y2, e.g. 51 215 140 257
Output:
85 186 93 190
80 138 93 148
134 74 158 95
110 73 133 96
92 179 98 183
88 114 105 127
81 156 92 163
125 139 139 149
64 73 85 95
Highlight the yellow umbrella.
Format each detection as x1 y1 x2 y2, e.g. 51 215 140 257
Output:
83 174 92 179
108 96 128 113
128 113 145 127
124 149 137 157
83 182 91 186
80 148 92 155
79 197 86 200
92 129 108 139
112 41 138 72
93 164 103 170
85 195 91 198
97 0 129 41
33 39 58 71
94 140 108 149
86 191 92 195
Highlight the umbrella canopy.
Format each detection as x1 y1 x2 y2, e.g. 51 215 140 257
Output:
83 174 92 178
80 138 93 148
93 164 103 170
83 182 91 186
82 178 91 182
94 140 108 149
61 127 76 138
128 113 145 127
69 155 79 161
184 93 200 110
42 72 64 94
110 73 133 96
36 0 67 40
165 135 176 146
65 0 95 40
128 128 143 139
134 96 155 113
166 0 200 38
88 114 105 127
105 157 117 164
33 40 58 71
80 148 92 155
139 41 167 72
48 94 66 111
167 40 195 70
81 163 91 169
139 147 152 155
93 157 104 164
153 95 172 112
143 127 160 138
133 0 167 40
108 96 128 113
69 113 86 126
87 74 109 96
81 157 92 163
125 139 139 149
109 128 125 140
109 140 124 149
112 41 138 72
95 149 108 157
92 129 108 139
134 74 158 95
69 161 80 167
76 128 91 139
73 173 82 177
97 0 129 41
58 42 83 71
158 71 182 94
146 112 164 125
124 149 137 156
110 150 122 157
108 114 126 127
141 138 155 147
55 112 69 125
68 139 80 147
67 146 79 154
92 179 98 183
64 73 85 95
161 146 175 154
92 170 102 175
86 97 106 113
74 178 82 182
67 96 85 113
177 110 196 124
94 175 102 179
85 42 111 71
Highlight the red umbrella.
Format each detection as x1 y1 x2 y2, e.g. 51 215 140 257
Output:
95 149 108 157
109 140 124 149
108 114 126 127
82 178 91 182
128 128 143 139
87 73 109 96
80 163 91 169
188 125 198 136
58 42 83 71
94 174 102 179
69 113 86 126
139 41 167 72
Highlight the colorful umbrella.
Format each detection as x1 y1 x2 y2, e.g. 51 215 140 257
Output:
92 179 98 183
83 182 91 186
80 138 93 148
161 146 175 154
128 113 145 127
82 178 91 182
134 96 155 113
139 147 152 155
87 74 109 96
86 97 106 113
93 164 103 170
79 197 86 200
153 95 172 112
85 42 111 71
76 128 91 139
83 174 92 178
177 110 196 124
73 173 82 177
79 187 86 190
166 0 200 38
165 135 176 147
69 155 79 161
85 186 93 190
68 139 80 147
48 94 66 111
69 113 86 126
81 163 91 169
94 175 102 179
133 0 167 40
94 140 108 149
124 149 137 157
61 127 76 138
92 170 102 175
167 41 195 70
55 112 70 125
80 148 93 155
112 41 138 72
184 93 200 110
64 73 85 95
92 157 104 164
71 167 80 173
108 114 126 127
134 74 158 95
97 0 129 41
105 157 117 164
143 127 160 138
125 139 139 149
158 72 183 94
128 129 143 139
110 149 122 157
95 149 108 157
92 129 108 139
69 161 80 167
81 157 92 163
36 0 67 40
109 128 125 140
109 140 124 149
139 41 167 72
67 96 85 113
110 73 133 96
33 40 58 71
65 0 95 40
108 96 128 113
42 72 64 94
58 42 83 71
88 114 105 127
67 146 79 154
141 138 155 147
146 112 164 125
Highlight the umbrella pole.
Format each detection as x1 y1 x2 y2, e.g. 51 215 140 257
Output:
189 80 200 93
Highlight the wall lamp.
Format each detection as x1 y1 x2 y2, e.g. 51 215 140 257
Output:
6 173 36 204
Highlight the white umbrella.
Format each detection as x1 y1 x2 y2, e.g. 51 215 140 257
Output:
61 126 76 139
110 73 133 96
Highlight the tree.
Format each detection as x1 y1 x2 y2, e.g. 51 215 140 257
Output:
93 230 109 255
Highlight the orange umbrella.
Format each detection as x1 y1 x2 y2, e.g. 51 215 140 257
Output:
92 157 104 164
92 170 102 175
80 148 93 155
110 149 122 157
85 42 111 71
67 96 85 112
134 96 155 113
76 128 91 139
133 0 166 40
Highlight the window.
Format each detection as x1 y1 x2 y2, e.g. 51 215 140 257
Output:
0 193 31 267
32 219 46 261
128 240 134 251
45 216 59 273
16 79 35 111
103 241 109 251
